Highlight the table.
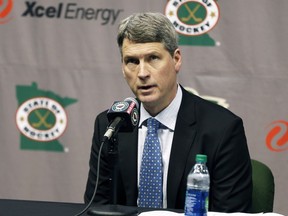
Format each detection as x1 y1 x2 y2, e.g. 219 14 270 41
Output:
0 199 91 216
0 199 154 216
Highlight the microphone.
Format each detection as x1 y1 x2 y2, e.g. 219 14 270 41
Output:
103 97 139 141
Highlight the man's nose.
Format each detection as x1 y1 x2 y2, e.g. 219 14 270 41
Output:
138 62 150 78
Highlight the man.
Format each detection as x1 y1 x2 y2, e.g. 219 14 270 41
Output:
84 12 252 212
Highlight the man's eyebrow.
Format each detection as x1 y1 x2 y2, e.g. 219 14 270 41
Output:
123 55 137 60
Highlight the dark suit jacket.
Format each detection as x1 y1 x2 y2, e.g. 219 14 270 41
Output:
84 86 252 212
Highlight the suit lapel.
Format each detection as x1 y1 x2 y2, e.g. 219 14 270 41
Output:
167 88 197 208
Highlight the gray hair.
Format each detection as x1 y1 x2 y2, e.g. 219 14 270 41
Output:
117 12 179 57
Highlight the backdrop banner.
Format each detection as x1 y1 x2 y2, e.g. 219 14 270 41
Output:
0 0 287 214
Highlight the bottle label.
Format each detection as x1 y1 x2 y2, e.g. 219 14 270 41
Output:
184 188 209 216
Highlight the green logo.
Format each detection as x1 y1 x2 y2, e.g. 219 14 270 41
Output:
185 87 229 108
16 82 77 152
165 0 220 46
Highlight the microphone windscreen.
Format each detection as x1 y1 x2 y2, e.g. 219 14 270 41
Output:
124 97 139 110
107 97 139 132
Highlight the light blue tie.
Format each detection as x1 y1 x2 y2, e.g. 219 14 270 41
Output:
138 117 163 208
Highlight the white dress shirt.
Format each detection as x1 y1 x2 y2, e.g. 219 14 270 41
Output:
137 85 182 208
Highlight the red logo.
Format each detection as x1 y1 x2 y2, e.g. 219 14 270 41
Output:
266 120 288 152
0 0 13 24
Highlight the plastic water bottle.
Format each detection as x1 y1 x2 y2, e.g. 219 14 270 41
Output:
184 154 210 216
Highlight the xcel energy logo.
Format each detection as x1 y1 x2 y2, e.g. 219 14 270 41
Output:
266 120 288 152
21 1 123 25
0 0 13 24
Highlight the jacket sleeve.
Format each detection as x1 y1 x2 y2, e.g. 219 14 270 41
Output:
209 117 252 213
84 111 112 204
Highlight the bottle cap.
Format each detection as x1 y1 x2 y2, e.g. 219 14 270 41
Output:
196 154 207 163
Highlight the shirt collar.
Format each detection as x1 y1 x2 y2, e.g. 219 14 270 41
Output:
139 85 182 131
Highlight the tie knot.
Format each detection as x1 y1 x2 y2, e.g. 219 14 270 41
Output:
147 118 160 133
147 118 160 134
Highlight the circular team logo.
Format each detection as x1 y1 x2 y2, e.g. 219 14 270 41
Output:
16 97 68 142
165 0 220 36
131 108 139 126
112 101 129 112
0 0 13 24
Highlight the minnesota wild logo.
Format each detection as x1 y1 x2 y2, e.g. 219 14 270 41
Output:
165 0 220 46
16 82 77 152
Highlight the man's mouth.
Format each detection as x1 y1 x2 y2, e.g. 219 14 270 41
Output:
138 85 155 90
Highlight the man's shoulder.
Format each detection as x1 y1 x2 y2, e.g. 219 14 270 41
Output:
95 109 109 125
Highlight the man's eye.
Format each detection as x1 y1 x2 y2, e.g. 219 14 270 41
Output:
125 58 139 65
149 55 159 61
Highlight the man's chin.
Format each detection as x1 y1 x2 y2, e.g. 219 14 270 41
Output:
137 95 158 104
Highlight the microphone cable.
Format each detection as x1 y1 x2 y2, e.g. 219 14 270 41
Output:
74 139 105 216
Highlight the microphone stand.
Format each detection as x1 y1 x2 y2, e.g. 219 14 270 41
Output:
87 136 137 216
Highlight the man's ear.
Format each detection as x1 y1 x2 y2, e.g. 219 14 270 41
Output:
122 68 126 78
174 48 182 73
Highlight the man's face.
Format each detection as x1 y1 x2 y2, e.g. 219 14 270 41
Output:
121 39 182 115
